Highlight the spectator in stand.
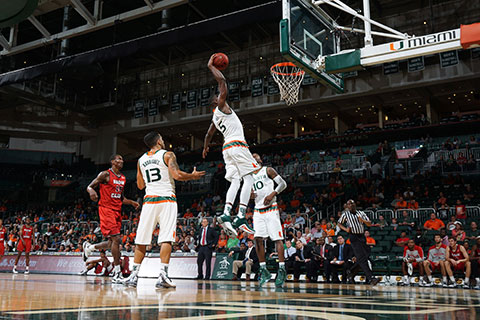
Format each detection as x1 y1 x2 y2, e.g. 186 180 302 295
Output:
390 193 401 208
407 199 419 210
467 154 476 171
399 210 416 230
230 239 258 281
371 215 388 229
446 215 457 231
403 187 414 200
217 233 227 253
391 218 399 231
365 230 376 249
282 214 295 235
437 192 448 206
183 209 194 219
371 162 382 180
452 222 466 242
401 239 425 286
290 197 300 209
295 230 307 245
423 213 445 231
395 231 410 247
467 222 480 240
454 200 467 223
456 152 467 171
325 224 335 237
294 210 306 230
395 197 408 210
281 240 296 272
434 203 449 220
227 234 239 249
393 159 405 175
413 228 428 247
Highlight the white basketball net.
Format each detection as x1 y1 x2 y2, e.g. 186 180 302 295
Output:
270 62 305 105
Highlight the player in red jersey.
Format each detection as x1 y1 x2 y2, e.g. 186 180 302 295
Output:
13 217 35 274
445 236 471 288
0 219 6 257
84 154 139 283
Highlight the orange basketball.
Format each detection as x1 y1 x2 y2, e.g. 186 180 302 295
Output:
213 53 229 71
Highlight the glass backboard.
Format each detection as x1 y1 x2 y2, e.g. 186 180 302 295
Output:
280 0 344 93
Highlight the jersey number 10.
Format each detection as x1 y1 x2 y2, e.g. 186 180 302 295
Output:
145 168 161 183
252 181 264 191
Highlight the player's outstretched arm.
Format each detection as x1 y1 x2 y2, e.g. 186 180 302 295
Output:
165 151 206 181
86 171 109 202
263 167 287 206
207 54 228 111
203 122 216 159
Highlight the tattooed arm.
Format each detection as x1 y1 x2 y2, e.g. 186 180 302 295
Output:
164 152 206 181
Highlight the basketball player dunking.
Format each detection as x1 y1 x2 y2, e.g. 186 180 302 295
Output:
203 53 259 236
0 219 5 258
13 217 34 274
251 153 288 287
84 154 140 283
123 132 205 288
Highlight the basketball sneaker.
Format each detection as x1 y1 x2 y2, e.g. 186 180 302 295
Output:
275 266 287 288
112 270 124 284
12 267 18 274
233 216 255 235
156 271 176 288
217 214 238 237
24 267 29 274
258 267 272 287
123 272 138 287
82 241 92 262
79 269 88 276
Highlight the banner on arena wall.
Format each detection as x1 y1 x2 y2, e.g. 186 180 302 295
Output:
396 148 420 159
186 90 197 109
134 99 145 118
472 47 480 59
200 88 211 107
47 180 72 187
171 92 182 111
211 253 235 280
440 50 459 68
148 98 158 116
267 77 280 96
228 82 241 101
383 61 399 75
251 77 264 97
407 56 425 72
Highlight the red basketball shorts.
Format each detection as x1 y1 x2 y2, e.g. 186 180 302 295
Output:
17 240 32 253
99 207 122 237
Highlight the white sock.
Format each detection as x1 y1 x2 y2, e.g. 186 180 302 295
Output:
428 275 433 282
403 275 408 282
224 178 241 215
450 276 455 282
279 262 285 267
238 205 247 219
442 276 447 283
260 262 266 268
132 263 141 274
476 277 480 283
160 263 168 274
238 174 254 217
114 265 121 273
464 277 469 284
26 266 29 270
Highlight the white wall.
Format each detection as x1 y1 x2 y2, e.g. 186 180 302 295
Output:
9 137 79 153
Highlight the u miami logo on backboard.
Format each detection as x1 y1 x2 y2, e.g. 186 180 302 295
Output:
390 41 404 51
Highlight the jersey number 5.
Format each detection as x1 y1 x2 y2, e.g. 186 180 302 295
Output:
218 120 226 133
145 168 161 183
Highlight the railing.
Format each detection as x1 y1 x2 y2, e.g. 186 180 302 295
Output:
364 206 480 224
394 209 417 219
416 208 436 224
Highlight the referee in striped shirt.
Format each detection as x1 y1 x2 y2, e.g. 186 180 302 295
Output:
338 199 379 285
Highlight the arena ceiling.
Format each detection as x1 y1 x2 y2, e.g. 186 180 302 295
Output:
0 0 479 145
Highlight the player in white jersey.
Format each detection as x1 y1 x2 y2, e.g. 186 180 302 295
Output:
250 154 287 288
203 54 259 237
123 131 205 288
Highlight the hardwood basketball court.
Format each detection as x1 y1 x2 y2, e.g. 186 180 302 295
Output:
0 274 478 319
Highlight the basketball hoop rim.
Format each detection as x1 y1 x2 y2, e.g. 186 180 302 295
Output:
270 62 305 77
